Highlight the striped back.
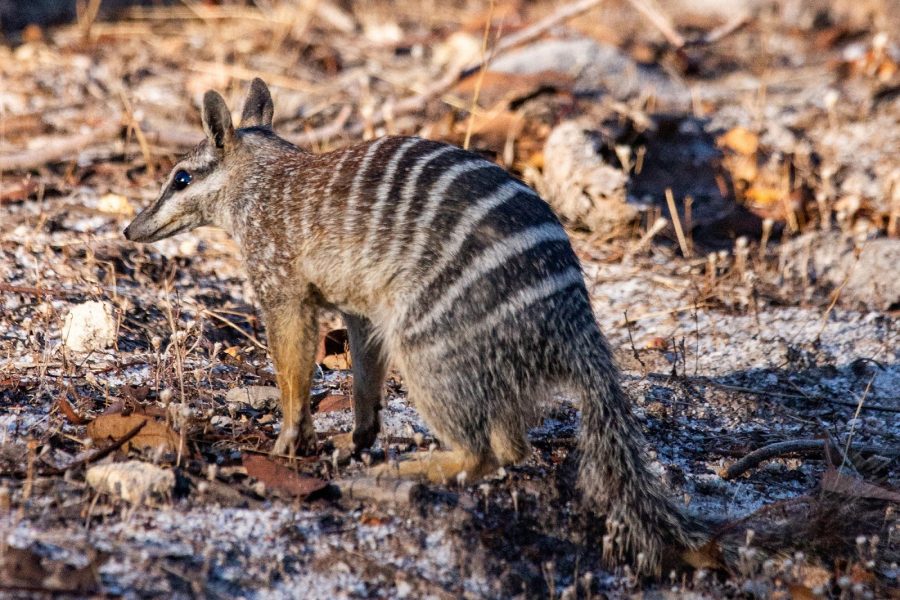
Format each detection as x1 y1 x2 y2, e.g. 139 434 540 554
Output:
239 135 585 341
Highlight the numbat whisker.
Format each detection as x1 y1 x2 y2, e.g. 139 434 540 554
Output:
124 78 702 575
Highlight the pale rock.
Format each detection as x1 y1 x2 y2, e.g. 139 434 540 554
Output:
96 193 134 216
61 301 117 353
226 386 281 411
86 460 174 505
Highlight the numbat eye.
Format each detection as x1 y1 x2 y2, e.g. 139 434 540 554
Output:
172 170 192 190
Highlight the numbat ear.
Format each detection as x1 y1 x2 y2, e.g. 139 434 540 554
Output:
239 77 274 129
202 90 235 150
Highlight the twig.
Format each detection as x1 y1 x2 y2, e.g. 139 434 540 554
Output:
720 439 840 480
0 118 122 172
624 216 668 261
0 283 82 298
337 476 425 505
625 0 685 48
463 0 497 150
200 308 267 351
841 375 875 473
686 13 750 46
665 188 692 258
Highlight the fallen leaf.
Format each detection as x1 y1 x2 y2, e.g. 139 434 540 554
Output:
744 186 783 206
719 126 759 155
788 583 816 600
0 178 39 203
56 395 90 425
0 545 102 593
86 411 180 454
242 454 328 498
798 564 832 591
322 353 351 370
316 394 351 413
821 469 900 502
359 512 392 526
452 108 526 149
849 563 877 586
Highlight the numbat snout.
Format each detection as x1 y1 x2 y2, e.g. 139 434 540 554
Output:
124 78 699 573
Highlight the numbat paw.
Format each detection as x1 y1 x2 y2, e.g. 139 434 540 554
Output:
372 449 493 484
272 423 318 457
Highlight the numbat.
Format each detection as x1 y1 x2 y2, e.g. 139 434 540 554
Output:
124 79 698 572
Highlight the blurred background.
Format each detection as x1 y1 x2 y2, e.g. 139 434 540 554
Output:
1 0 897 247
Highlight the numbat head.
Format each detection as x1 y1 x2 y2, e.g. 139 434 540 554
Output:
125 78 701 574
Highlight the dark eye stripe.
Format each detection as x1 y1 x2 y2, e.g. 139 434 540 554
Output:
173 170 192 191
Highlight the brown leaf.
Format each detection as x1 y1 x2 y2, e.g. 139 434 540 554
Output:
0 546 102 593
821 469 900 502
242 454 328 498
86 412 179 454
0 546 48 589
316 394 351 413
56 395 90 425
0 178 39 203
789 584 817 600
719 126 759 155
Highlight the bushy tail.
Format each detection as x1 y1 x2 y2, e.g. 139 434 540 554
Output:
574 339 701 575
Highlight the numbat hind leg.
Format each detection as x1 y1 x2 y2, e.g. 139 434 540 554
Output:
372 449 497 484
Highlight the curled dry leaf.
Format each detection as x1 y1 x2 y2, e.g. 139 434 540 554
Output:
242 454 328 499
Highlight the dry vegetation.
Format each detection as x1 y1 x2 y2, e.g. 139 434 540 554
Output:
0 0 898 597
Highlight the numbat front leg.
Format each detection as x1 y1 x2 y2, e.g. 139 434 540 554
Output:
266 302 318 458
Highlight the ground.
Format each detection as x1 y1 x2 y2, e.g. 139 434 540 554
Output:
0 1 898 598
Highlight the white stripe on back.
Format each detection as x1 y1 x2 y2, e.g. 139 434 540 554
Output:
411 179 533 301
320 149 353 232
363 137 421 264
383 145 454 266
345 137 389 256
403 159 494 270
406 222 571 336
438 266 585 353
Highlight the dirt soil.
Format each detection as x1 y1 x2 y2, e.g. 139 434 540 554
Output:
0 1 898 598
